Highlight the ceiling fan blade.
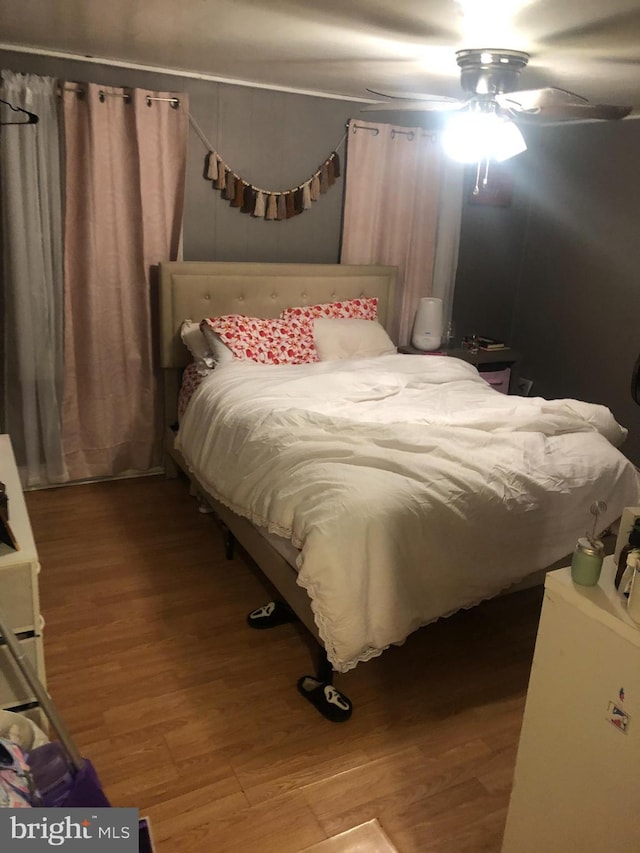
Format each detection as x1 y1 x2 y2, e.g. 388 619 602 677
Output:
496 87 589 111
514 102 633 123
365 88 459 103
361 97 466 113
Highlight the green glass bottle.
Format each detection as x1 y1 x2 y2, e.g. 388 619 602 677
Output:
571 537 605 586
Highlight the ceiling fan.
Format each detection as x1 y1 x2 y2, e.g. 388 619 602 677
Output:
362 48 633 124
362 48 633 170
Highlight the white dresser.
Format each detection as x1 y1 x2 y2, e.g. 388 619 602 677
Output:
502 557 640 852
0 434 46 727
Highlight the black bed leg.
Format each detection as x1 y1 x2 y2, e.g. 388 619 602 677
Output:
224 529 235 560
316 646 333 685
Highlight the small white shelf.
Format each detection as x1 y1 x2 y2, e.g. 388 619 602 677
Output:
0 435 47 716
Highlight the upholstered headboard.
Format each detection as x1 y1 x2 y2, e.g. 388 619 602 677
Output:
159 261 398 370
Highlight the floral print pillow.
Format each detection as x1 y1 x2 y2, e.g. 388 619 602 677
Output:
201 315 315 365
280 297 378 323
280 298 379 361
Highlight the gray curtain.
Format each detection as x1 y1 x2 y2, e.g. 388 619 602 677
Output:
0 71 67 487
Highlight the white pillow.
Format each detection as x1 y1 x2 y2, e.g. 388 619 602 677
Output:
180 321 215 374
198 320 235 366
313 318 397 361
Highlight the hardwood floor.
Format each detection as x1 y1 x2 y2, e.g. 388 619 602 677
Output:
25 475 544 852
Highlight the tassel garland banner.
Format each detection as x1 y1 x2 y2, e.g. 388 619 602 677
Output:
205 149 341 221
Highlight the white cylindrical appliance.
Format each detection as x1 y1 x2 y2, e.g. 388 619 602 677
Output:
411 297 443 351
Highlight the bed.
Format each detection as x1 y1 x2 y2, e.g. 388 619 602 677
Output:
159 261 640 718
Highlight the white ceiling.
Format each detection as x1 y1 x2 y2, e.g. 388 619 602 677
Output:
1 0 640 109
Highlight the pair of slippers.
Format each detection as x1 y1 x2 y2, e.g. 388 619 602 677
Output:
246 602 352 722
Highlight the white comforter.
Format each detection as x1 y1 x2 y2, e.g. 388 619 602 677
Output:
176 354 640 672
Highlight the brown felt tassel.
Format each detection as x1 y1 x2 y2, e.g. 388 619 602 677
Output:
319 164 329 194
265 193 278 220
276 194 287 220
206 152 218 181
241 184 255 214
293 188 304 215
222 173 235 201
302 181 312 210
310 174 320 201
231 178 244 208
327 158 336 187
331 151 341 178
285 192 296 218
217 158 226 191
253 191 266 218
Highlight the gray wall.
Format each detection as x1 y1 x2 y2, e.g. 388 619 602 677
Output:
0 49 358 263
453 118 640 465
453 159 529 344
510 119 640 465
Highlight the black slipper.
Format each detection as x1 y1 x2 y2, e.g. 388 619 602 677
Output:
246 600 296 629
296 675 353 723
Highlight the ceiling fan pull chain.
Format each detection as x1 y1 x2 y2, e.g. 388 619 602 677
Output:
483 158 491 187
473 160 482 196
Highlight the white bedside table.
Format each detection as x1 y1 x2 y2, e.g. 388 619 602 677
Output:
0 434 47 730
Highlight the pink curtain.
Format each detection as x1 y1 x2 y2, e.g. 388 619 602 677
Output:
62 84 188 481
340 119 444 345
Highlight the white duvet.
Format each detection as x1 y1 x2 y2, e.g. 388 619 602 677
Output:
176 354 640 672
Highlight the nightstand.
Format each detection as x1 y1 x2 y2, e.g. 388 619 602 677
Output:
398 345 521 394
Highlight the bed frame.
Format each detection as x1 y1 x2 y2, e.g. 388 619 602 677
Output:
159 261 398 703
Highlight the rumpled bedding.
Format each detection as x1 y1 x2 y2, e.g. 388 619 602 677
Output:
176 354 640 672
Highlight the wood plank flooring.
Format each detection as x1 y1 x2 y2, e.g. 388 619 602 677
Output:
25 475 544 852
302 819 398 852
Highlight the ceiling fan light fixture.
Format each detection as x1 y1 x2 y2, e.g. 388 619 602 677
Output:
491 117 527 161
442 107 527 163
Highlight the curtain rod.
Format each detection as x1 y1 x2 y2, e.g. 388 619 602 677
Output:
350 122 436 140
59 85 180 107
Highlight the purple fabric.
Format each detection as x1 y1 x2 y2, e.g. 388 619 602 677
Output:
27 743 110 808
57 759 110 808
